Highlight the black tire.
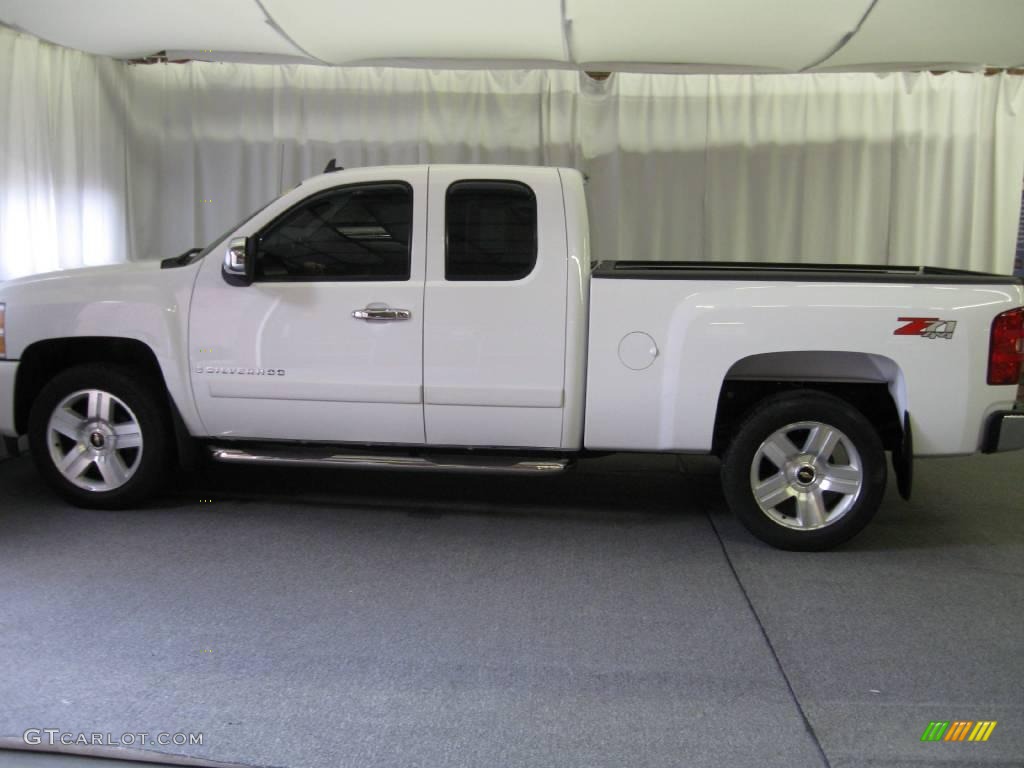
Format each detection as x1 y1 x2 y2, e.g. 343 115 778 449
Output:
720 390 886 551
28 364 171 509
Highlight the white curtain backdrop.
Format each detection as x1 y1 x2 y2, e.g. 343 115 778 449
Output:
0 28 129 280
2 25 1024 281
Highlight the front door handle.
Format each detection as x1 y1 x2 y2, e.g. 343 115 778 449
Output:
352 306 412 322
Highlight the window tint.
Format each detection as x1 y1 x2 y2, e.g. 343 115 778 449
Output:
445 181 537 281
257 183 412 281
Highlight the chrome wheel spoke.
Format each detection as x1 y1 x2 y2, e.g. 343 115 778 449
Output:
113 423 142 449
804 424 840 461
761 433 799 468
754 472 792 509
795 489 828 528
59 448 93 480
819 464 861 495
50 408 86 440
96 454 128 487
87 390 113 421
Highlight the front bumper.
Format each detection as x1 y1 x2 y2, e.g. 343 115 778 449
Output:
981 410 1024 453
0 359 17 438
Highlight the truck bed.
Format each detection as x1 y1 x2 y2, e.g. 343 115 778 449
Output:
592 260 1024 286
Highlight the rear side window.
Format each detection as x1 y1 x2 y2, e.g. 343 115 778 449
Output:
445 180 537 281
256 183 412 281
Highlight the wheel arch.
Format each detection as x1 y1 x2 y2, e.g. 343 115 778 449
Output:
712 351 907 455
15 337 184 439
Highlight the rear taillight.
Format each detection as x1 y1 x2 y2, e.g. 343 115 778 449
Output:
988 307 1024 386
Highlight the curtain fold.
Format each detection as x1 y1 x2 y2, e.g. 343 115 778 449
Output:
2 25 1023 281
0 28 128 280
704 73 896 266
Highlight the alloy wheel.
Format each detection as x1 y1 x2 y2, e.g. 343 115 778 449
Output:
46 389 144 492
749 420 863 530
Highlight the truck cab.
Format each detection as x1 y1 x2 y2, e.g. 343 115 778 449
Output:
189 165 588 450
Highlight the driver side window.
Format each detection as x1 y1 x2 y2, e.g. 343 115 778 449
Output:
256 182 413 281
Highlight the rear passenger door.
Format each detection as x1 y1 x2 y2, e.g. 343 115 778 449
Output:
423 167 568 448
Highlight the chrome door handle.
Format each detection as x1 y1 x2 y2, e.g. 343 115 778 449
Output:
352 306 412 321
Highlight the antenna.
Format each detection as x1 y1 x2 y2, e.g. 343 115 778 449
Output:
324 158 343 173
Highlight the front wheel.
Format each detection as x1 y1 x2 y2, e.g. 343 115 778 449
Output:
720 391 887 551
28 364 171 509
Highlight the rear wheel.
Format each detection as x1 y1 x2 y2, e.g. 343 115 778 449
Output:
721 391 886 550
29 364 171 508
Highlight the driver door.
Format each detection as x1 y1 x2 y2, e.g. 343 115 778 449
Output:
188 170 427 444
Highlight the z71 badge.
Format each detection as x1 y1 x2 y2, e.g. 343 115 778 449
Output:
893 317 957 340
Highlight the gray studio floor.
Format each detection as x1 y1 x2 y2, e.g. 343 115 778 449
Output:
0 441 1021 768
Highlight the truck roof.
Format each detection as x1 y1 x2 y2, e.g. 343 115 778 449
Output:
301 163 576 187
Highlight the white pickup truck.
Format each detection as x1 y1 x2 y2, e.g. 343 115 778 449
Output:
1 164 1022 549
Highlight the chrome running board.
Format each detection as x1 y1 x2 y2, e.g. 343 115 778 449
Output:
208 446 570 475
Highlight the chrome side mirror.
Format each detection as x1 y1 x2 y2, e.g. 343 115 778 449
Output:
222 236 256 286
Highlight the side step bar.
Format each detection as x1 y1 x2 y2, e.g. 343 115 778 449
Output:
208 446 571 475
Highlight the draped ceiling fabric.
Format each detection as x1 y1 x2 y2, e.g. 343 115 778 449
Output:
1 25 1024 281
5 0 1024 71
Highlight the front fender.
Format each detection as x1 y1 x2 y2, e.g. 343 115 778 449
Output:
0 262 204 435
